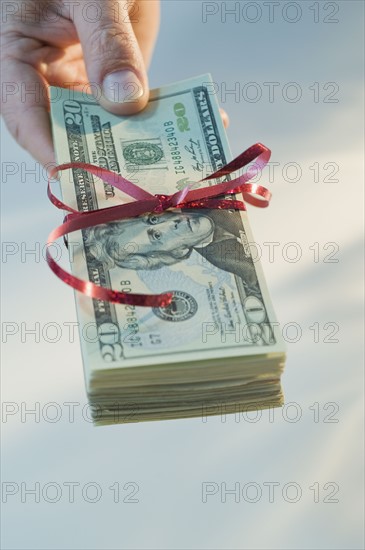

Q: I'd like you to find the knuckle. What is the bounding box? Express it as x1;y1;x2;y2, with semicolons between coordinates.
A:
2;103;40;150
0;30;23;59
2;109;22;146
86;23;138;71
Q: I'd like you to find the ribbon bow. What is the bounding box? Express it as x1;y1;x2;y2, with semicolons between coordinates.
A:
47;143;271;307
153;187;191;213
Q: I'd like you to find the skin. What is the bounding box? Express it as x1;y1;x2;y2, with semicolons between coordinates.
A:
1;0;229;169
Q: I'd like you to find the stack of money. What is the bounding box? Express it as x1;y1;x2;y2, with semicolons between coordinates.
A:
50;75;286;425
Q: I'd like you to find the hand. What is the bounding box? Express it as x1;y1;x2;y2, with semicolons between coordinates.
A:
1;0;229;169
1;0;160;167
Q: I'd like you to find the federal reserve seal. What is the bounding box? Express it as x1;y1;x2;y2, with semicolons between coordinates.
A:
152;291;198;322
123;142;164;165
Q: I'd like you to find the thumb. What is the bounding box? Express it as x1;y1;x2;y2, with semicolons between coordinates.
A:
74;0;148;115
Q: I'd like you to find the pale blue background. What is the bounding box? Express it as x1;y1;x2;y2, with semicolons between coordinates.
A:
1;1;364;549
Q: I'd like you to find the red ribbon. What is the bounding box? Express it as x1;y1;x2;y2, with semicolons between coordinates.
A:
47;142;271;307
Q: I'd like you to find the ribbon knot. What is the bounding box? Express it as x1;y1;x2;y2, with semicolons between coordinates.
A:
47;143;272;307
153;184;192;213
153;194;172;213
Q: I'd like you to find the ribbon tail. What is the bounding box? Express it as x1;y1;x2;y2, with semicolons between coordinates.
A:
202;143;271;180
46;221;172;307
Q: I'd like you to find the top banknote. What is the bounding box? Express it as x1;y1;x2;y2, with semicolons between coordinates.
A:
50;75;285;374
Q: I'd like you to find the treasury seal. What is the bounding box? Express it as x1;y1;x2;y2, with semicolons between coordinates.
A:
152;291;198;322
123;142;164;165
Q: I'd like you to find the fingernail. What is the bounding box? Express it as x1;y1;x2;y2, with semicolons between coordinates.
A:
102;70;144;103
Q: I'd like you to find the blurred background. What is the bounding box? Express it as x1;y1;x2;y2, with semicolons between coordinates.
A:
1;1;364;549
